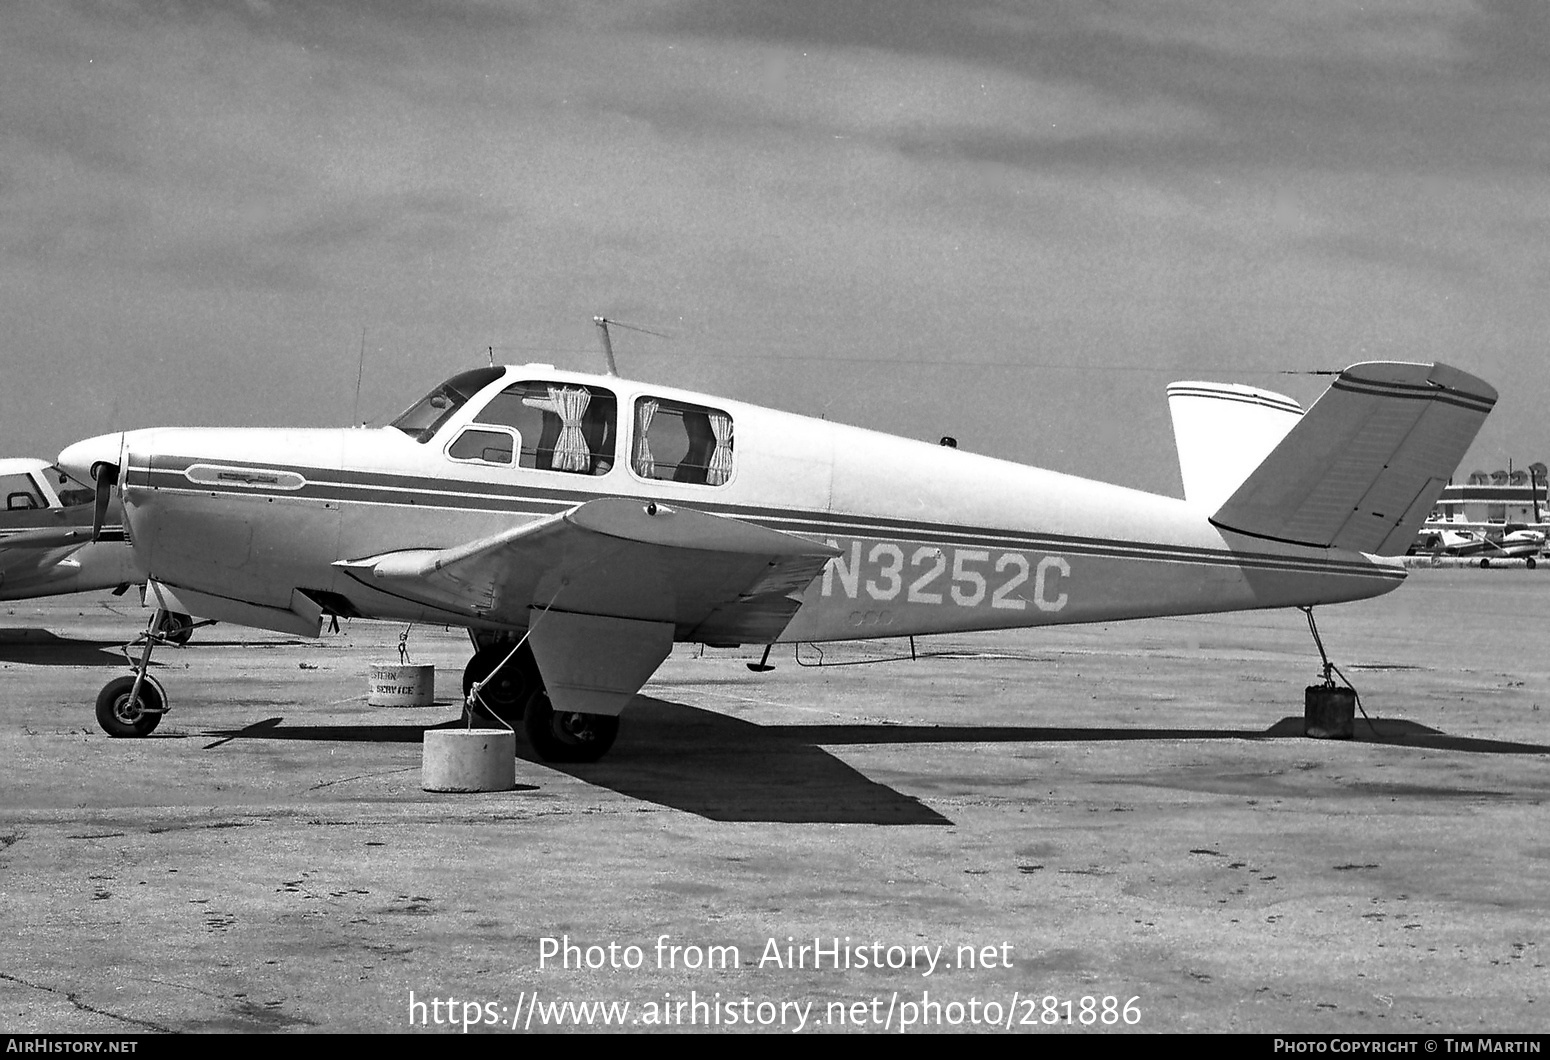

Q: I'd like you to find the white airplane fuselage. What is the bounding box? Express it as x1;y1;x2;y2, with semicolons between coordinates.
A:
75;366;1403;642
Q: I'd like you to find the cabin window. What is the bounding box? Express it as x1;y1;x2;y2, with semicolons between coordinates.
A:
471;381;617;476
390;367;505;443
632;398;734;485
1;473;45;511
447;427;516;466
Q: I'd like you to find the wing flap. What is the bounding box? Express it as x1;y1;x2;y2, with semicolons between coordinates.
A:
1210;362;1496;554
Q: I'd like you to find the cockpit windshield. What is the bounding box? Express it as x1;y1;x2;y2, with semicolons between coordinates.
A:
390;367;505;443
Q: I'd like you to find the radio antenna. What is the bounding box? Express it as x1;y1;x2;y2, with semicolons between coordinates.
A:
593;316;669;376
593;317;619;376
352;327;367;427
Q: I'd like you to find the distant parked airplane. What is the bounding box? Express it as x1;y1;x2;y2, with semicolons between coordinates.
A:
0;457;195;638
1410;523;1546;568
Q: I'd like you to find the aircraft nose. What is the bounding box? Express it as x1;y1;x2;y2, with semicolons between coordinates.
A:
57;432;125;482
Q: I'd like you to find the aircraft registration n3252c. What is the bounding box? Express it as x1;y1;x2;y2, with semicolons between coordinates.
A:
57;359;1495;761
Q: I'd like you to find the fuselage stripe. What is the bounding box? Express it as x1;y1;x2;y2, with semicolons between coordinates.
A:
129;456;1403;582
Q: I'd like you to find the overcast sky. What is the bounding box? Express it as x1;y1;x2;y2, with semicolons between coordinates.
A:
3;1;1546;494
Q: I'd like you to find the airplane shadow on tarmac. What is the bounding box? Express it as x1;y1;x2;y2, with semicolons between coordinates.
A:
771;716;1550;757
198;699;953;826
1260;716;1550;756
0;628;129;667
195;699;1548;825
0;628;310;666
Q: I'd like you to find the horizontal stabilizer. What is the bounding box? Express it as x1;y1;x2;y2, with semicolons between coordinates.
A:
1167;381;1303;511
1210;362;1496;555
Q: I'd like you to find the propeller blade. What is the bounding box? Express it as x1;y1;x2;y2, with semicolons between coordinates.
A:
91;463;118;543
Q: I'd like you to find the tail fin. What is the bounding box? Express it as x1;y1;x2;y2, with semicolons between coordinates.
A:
1168;381;1304;511
1208;362;1497;555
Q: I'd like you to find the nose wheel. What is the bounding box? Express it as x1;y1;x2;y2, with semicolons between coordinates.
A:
94;607;172;737
95;674;166;737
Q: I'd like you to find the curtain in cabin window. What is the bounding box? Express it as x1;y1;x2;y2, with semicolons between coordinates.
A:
549;386;592;472
634;398;660;479
706;411;734;485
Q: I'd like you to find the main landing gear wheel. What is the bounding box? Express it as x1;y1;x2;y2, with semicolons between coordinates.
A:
462;644;534;725
95;675;166;737
1527;557;1538;570
155;610;195;646
522;687;619;764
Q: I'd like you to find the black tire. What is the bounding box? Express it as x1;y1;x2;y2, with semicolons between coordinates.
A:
462;644;533;724
1527;557;1537;570
95;675;164;737
1480;557;1491;568
522;687;619;763
156;611;195;646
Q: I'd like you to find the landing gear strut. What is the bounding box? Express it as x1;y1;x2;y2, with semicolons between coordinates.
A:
94;608;171;737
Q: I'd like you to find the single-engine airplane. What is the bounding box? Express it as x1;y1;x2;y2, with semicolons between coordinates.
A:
57;356;1495;760
0;457;196;640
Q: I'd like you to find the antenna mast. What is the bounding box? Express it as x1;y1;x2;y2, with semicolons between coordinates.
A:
352;327;367;427
590;316;668;376
593;316;619;376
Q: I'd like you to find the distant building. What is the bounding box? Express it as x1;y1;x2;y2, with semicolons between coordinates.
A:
1430;463;1548;525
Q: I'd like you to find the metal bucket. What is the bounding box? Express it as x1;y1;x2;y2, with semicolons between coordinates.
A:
368;663;435;708
1304;684;1355;739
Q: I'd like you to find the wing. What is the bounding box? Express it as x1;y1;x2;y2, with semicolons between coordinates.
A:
1209;362;1497;555
337;497;838;640
335;498;839;715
